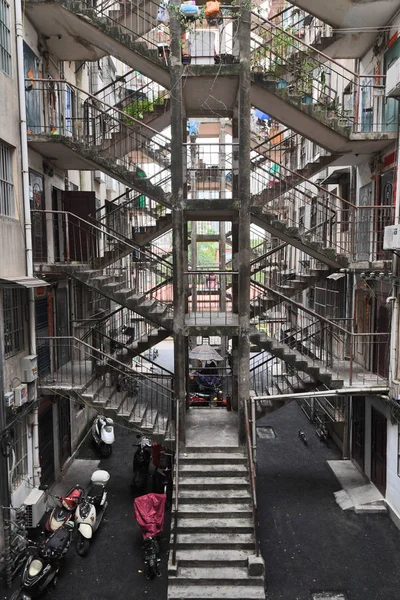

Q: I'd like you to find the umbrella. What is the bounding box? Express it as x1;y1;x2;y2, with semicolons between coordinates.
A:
254;109;271;121
189;345;224;362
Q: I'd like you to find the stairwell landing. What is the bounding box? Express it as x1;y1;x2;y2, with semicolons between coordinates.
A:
168;409;265;600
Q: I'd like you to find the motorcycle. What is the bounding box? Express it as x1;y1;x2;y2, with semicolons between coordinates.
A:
74;470;110;556
152;450;173;509
45;485;84;534
92;415;115;457
132;435;152;489
134;493;166;580
11;520;75;600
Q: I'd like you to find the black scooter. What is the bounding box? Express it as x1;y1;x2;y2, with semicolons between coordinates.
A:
132;435;152;489
10;520;75;600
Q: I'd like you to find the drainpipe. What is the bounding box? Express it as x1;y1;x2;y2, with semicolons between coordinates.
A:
15;0;41;487
389;103;400;388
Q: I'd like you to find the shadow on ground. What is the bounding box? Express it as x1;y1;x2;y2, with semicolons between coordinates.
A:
257;402;400;600
4;426;170;600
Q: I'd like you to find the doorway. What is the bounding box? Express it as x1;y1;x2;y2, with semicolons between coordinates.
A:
371;407;387;495
58;396;71;468
351;397;365;470
39;399;55;486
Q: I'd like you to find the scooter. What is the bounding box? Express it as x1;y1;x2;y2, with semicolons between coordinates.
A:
45;485;84;534
10;520;75;600
132;435;152;489
92;415;115;457
74;470;110;556
152;451;173;509
134;493;166;580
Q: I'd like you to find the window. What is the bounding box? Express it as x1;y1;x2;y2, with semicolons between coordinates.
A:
0;141;14;216
4;288;25;358
0;0;11;75
10;418;28;489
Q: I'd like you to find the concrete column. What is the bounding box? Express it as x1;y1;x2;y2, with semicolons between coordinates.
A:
170;1;187;444
237;2;251;443
231;117;239;411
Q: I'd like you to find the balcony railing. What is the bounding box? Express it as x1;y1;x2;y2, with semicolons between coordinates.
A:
250;12;387;134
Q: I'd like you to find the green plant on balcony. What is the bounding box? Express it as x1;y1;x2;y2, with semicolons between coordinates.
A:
123;95;165;124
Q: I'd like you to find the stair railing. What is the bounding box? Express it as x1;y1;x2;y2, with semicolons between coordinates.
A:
171;393;180;567
251;161;353;259
96;70;170;127
37;336;174;434
26;79;171;198
244;397;259;557
250;12;387;134
70;0;164;55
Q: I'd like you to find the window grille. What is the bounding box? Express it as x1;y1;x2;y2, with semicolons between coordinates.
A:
0;141;14;216
10;417;28;489
4;288;25;358
0;0;11;75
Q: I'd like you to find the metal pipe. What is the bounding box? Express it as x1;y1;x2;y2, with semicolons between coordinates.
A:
254;386;390;402
16;0;41;488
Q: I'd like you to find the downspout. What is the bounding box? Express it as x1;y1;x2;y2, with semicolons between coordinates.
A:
390;102;400;387
15;0;41;486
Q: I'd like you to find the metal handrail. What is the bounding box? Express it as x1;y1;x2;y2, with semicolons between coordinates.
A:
250;11;386;81
26;78;171;144
32;209;174;272
244;397;259;557
250;279;351;336
171;397;179;566
37;336;174;394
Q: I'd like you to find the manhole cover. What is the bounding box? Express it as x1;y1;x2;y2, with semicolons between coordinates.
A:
257;426;276;439
311;594;347;600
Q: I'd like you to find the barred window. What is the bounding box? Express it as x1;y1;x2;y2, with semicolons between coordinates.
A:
4;288;25;358
0;141;14;216
0;0;11;75
10;418;28;489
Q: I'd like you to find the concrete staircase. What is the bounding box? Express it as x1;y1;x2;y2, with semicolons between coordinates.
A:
249;329;344;389
250;264;331;317
253;153;336;203
250;207;349;269
168;446;265;600
27;133;171;206
64;267;173;329
80;378;175;445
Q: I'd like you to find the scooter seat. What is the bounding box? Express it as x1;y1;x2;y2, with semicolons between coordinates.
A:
87;483;105;506
42;527;70;556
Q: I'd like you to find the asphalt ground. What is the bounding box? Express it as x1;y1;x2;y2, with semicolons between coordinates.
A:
5;425;170;600
257;401;400;600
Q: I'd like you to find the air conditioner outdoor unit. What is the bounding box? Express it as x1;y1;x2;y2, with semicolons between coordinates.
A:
385;60;400;98
5;391;14;407
24;488;47;528
13;384;28;407
94;170;105;183
383;225;400;250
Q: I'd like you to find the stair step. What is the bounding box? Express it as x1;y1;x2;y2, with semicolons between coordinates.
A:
177;503;253;518
129;401;148;424
179;464;248;476
180;452;247;464
179;477;249;489
173;549;253;568
172;567;263;585
168;584;265;599
176;533;255;550
184;447;243;454
175;518;254;534
176;489;251;503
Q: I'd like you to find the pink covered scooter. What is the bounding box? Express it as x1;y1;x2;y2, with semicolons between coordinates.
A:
134;493;166;579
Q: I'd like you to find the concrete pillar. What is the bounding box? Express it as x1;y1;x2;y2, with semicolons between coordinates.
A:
231;117;239;411
170;1;187;444
237;2;251;443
